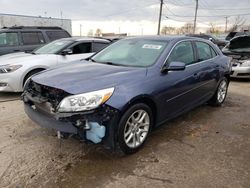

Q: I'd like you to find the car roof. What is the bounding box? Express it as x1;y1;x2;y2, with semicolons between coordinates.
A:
55;37;111;43
122;35;194;42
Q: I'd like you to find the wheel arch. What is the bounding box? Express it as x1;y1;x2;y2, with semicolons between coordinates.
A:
22;67;47;87
120;95;157;127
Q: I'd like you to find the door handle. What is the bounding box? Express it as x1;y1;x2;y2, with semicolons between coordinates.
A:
14;50;20;52
193;73;199;79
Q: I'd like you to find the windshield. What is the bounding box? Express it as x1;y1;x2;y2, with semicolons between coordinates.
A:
91;39;168;67
34;40;73;54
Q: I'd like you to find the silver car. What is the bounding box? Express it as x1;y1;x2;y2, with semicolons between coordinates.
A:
0;37;110;92
222;35;250;78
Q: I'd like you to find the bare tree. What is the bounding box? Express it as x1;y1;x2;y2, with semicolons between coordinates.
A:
95;28;102;37
161;26;176;35
229;16;246;32
177;23;194;34
207;22;223;34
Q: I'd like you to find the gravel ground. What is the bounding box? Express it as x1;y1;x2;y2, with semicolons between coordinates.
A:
0;80;249;188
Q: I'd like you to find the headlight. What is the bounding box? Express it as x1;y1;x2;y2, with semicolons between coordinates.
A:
0;64;22;73
239;60;250;67
58;88;114;112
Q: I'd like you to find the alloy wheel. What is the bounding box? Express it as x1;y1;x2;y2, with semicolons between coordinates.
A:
217;80;227;103
123;110;150;148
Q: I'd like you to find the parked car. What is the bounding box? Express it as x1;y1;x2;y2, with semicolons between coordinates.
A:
186;34;228;49
225;30;250;41
0;26;71;56
222;35;250;78
22;36;231;154
0;37;110;92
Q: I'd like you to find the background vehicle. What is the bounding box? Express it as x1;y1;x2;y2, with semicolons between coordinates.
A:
186;34;228;49
22;36;231;154
222;35;250;78
0;26;71;55
225;30;250;41
0;37;110;92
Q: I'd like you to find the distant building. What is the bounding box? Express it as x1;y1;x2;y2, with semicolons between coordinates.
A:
0;13;72;34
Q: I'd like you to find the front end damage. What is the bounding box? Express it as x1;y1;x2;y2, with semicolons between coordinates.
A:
222;35;250;78
22;80;120;150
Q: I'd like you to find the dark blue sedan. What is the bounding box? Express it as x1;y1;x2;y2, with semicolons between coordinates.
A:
22;36;231;154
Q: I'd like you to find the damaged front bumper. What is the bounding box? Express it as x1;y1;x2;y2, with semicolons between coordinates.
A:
22;91;120;150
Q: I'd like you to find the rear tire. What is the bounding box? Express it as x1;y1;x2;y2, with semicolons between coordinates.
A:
116;103;153;154
208;77;228;106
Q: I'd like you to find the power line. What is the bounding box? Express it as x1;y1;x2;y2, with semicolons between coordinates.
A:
165;0;250;10
165;13;250;18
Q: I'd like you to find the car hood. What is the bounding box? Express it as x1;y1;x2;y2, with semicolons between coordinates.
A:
31;60;147;94
223;35;250;55
0;52;55;66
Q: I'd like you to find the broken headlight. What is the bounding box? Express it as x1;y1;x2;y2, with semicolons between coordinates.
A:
57;88;114;112
0;64;22;73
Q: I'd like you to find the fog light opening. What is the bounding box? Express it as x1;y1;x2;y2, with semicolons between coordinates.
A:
0;83;8;87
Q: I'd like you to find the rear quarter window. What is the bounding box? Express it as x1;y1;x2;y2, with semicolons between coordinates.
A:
46;31;70;41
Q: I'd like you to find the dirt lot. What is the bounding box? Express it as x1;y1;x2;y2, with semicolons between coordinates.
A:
0;80;250;188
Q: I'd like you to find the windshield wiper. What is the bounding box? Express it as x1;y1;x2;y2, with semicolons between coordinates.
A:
89;58;96;62
98;61;123;66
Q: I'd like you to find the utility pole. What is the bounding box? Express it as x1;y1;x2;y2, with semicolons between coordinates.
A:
225;16;229;33
80;24;82;36
60;10;63;26
193;0;198;34
157;0;164;35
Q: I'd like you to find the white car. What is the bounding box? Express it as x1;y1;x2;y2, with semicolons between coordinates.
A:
222;35;250;78
0;37;110;92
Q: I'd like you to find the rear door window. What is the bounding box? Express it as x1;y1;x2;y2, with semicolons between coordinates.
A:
21;32;45;45
0;32;19;46
167;41;195;65
71;42;92;54
92;42;109;52
196;41;213;61
46;31;70;41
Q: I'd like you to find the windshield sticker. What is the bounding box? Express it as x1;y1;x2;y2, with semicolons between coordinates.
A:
142;44;162;50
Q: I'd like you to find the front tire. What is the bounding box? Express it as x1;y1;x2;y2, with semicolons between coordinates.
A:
208;77;228;106
117;103;153;154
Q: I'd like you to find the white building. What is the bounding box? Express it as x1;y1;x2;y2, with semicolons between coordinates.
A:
0;13;72;34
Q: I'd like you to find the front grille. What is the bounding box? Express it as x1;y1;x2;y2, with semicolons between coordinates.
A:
26;80;70;108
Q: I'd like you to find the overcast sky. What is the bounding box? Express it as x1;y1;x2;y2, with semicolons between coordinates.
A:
0;0;250;35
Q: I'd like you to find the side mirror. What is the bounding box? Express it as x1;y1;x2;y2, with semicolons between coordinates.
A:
161;61;186;73
209;37;214;42
61;49;73;56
